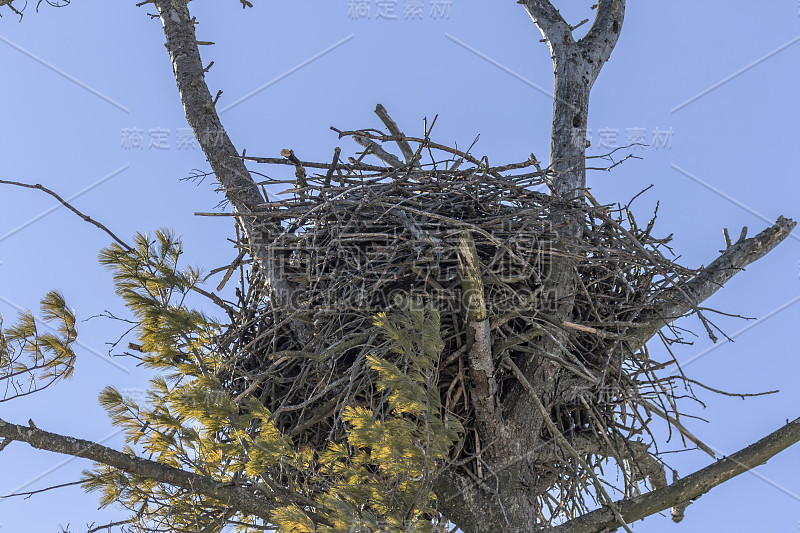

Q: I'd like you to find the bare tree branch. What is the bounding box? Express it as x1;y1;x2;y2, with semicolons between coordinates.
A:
550;416;800;533
0;179;232;310
0;479;85;499
351;134;404;168
519;0;573;51
86;519;135;533
0;417;285;521
0;180;132;251
150;0;307;339
634;216;797;345
579;0;626;83
374;104;415;164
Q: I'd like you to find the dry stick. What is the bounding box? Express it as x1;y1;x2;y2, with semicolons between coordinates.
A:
416;115;438;172
216;249;246;292
243;152;543;185
502;355;634;533
672;376;777;399
280;148;308;201
374;103;415;164
377;202;533;267
86;519;136;533
240;154;388;172
636;398;714;457
335;128;502;179
0;478;86;499
0;180;132;251
0;179;230;310
579;398;655;499
584;189;718;342
351;134;405;168
458;231;502;436
323;147;341;188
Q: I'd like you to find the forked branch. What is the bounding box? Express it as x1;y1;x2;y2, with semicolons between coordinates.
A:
579;0;626;83
521;0;626;199
519;0;573;51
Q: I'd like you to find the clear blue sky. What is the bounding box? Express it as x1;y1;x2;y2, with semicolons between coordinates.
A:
1;1;798;531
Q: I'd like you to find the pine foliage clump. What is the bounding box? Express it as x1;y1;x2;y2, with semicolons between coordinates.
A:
82;230;459;532
0;290;77;401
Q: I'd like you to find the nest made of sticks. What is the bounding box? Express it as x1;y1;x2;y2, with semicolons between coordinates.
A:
209;122;708;521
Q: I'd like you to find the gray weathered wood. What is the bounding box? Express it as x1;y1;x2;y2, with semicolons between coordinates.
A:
153;0;307;340
550;416;800;533
521;0;625;200
633;216;797;346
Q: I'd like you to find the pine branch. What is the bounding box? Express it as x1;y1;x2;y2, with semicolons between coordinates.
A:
0;417;332;526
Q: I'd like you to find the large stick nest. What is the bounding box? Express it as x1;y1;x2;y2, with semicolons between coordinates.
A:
211;122;706;521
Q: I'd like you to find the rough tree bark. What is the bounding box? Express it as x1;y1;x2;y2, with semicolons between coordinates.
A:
152;0;309;342
432;3;628;531
523;0;625;201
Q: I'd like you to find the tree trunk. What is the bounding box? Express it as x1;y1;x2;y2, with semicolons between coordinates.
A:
153;0;309;342
431;4;627;532
526;0;625;201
